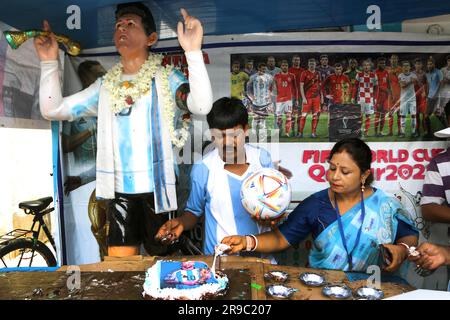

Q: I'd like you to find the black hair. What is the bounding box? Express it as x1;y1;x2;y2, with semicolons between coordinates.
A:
328;138;374;186
115;2;156;36
207;97;248;130
445;99;450;120
257;62;266;68
78;60;105;89
377;57;386;63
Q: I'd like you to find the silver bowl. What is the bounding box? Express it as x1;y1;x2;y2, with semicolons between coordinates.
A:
299;272;325;287
322;284;352;299
266;284;297;299
264;271;289;283
354;286;384;300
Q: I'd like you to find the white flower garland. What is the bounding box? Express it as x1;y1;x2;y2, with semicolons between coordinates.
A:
103;54;190;148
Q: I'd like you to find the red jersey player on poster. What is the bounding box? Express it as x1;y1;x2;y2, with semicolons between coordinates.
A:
387;54;402;135
374;57;391;137
413;58;428;136
322;63;352;105
274;60;297;137
289;55;305;136
299;58;323;138
352;60;378;137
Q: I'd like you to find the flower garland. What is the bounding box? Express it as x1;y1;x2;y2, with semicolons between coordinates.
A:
103;54;190;148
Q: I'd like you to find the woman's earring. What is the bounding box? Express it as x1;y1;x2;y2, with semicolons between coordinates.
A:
361;181;365;193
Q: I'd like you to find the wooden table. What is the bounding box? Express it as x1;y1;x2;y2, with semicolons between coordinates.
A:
1;255;413;300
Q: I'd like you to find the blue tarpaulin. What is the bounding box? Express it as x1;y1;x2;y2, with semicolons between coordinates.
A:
0;0;449;49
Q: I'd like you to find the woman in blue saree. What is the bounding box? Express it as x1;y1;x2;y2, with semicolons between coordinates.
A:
222;138;419;273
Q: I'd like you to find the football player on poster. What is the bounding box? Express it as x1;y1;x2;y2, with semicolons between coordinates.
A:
352;59;378;138
247;62;274;142
374;57;391;137
387;54;402;136
344;58;361;88
299;58;323;138
273;60;297;137
413;58;428;136
289;55;305;136
398;61;419;138
230;60;249;101
425;57;446;136
244;59;256;76
322;63;352;106
317;54;335;113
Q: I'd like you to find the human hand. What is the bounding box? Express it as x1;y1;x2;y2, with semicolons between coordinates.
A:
302;98;308;105
409;242;448;270
252;212;286;228
177;8;203;52
154;218;185;245
221;235;246;254
33;20;59;61
382;244;408;272
64;176;82;196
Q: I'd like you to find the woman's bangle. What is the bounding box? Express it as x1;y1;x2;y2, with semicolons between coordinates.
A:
245;234;258;252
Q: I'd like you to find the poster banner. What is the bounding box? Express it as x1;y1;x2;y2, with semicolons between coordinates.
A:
58;32;450;289
0;22;49;129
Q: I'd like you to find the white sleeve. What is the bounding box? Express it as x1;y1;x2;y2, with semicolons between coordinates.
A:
185;51;213;115
40;60;100;121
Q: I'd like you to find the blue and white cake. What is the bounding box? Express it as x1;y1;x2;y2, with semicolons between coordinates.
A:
142;260;229;300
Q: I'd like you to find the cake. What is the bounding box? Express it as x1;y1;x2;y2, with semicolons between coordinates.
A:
142;260;229;300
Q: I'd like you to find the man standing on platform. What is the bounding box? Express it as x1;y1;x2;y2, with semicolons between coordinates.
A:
34;2;213;257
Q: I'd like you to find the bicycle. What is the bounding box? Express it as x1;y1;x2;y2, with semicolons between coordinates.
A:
0;196;57;268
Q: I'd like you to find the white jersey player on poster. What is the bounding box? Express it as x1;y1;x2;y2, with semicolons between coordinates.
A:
398;61;418;138
247;63;274;142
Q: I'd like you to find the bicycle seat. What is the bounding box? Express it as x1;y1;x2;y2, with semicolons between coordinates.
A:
19;197;53;213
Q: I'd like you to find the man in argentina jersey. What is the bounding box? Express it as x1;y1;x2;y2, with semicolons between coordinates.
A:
35;3;213;257
398;61;418;138
155;98;277;255
247;63;274;142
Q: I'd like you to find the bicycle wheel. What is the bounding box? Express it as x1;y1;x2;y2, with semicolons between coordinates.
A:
0;238;57;268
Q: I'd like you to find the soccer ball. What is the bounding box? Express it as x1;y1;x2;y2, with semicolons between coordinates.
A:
240;168;291;220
